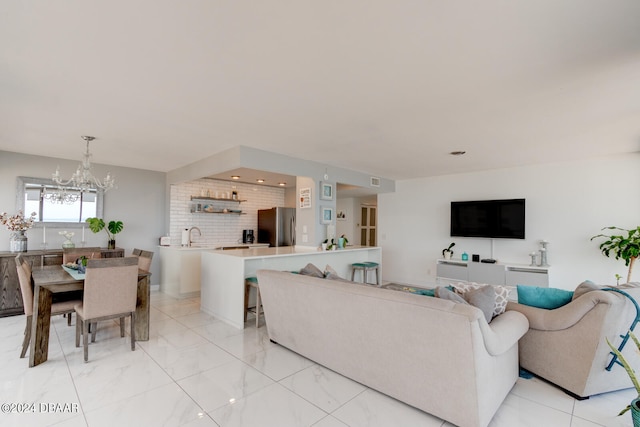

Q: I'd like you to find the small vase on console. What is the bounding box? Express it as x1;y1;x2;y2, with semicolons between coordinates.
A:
9;230;28;253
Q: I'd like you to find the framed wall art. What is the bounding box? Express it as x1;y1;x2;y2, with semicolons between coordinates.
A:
320;182;333;200
320;206;334;224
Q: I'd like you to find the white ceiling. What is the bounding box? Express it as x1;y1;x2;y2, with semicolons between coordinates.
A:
1;1;639;181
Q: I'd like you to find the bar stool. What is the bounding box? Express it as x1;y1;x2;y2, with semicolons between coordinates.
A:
244;276;263;328
351;262;380;285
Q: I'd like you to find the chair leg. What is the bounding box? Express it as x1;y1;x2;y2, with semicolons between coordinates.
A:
244;282;250;323
130;312;136;351
120;317;125;337
83;320;90;362
20;316;32;358
91;322;97;343
75;318;81;348
351;269;356;281
67;312;72;326
255;288;261;328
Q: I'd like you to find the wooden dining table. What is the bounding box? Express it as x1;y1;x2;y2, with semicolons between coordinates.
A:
29;265;151;367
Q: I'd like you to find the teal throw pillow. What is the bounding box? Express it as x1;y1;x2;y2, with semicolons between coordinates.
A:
517;285;574;309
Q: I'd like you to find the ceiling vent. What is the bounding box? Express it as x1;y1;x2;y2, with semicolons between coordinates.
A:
370;177;381;187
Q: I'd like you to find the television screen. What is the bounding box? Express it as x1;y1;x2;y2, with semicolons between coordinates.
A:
450;199;525;239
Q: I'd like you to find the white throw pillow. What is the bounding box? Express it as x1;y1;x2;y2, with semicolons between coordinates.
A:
451;282;511;318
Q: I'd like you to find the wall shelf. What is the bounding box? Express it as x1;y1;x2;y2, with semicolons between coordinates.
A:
190;196;246;214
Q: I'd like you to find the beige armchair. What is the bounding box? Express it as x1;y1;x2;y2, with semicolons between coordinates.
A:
507;284;640;398
16;254;80;358
74;257;139;362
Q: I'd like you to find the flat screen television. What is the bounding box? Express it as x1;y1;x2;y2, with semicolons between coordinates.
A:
450;198;525;239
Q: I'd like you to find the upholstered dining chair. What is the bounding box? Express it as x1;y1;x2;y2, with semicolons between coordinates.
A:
74;257;139;362
62;247;101;264
131;248;154;272
16;254;80;358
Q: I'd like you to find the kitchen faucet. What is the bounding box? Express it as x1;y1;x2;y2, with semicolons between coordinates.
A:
188;226;201;247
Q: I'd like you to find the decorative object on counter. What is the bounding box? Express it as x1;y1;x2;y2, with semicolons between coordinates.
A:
86;217;124;249
323;238;335;250
591;226;640;283
529;251;538;266
1;210;37;252
49;136;115;203
338;234;348;249
606;330;640;423
472;254;480;262
59;230;76;248
539;240;549;266
442;242;455;260
461;252;468;261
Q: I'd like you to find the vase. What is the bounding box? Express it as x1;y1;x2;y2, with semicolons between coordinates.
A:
108;239;116;249
632;398;640;427
338;238;345;249
9;230;28;252
62;238;75;249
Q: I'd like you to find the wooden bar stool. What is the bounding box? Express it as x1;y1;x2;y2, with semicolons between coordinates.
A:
351;262;380;285
244;276;263;328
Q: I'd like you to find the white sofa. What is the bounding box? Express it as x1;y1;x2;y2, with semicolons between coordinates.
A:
256;270;529;427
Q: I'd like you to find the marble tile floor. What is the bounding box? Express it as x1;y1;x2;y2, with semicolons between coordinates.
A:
0;291;636;427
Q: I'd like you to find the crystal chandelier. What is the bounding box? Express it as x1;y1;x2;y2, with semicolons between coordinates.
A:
51;135;115;195
42;186;81;204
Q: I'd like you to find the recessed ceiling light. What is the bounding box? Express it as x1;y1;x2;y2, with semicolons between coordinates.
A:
450;151;466;156
231;175;240;180
278;182;286;186
256;179;265;183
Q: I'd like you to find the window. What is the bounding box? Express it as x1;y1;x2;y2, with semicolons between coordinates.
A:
17;177;104;225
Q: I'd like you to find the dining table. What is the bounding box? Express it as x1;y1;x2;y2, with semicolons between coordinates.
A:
29;264;151;367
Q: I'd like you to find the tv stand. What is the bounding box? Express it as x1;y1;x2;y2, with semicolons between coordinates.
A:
436;259;549;288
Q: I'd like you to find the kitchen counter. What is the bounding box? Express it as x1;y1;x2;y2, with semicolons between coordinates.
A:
200;245;382;329
159;243;270;298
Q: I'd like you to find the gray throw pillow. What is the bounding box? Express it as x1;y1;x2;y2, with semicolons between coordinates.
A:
299;263;324;278
463;285;496;323
435;286;467;304
324;264;342;280
572;280;602;301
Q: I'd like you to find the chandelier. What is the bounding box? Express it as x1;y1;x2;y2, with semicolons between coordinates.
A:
49;136;115;200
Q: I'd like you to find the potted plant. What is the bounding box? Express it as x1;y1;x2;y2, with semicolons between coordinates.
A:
591;226;640;283
606;331;640;425
442;242;455;260
339;234;348;249
86;218;124;249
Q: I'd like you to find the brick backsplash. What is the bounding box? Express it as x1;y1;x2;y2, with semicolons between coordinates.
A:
168;179;285;246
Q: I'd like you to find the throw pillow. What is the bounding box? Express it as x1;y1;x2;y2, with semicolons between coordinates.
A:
435;286;467;303
572;280;601;301
324;264;342;280
517;285;574;309
451;282;512;317
463;285;496;323
299;263;324;278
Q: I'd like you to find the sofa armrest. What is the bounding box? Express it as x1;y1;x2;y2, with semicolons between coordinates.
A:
506;290;622;331
478;311;529;356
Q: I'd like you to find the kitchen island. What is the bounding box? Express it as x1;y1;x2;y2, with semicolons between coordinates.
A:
201;245;382;329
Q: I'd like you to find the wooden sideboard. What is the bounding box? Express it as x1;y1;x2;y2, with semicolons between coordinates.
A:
0;248;125;317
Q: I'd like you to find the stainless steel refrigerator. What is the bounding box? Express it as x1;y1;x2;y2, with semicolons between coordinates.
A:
258;207;296;247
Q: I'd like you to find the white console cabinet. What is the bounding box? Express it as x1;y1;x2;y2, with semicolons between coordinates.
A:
436;260;549;288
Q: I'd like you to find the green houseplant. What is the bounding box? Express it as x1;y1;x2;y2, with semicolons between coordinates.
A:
606;331;640;424
591;226;640;283
86;218;123;249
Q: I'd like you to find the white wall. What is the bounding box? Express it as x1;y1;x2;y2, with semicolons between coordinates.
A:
378;153;640;289
0;151;166;286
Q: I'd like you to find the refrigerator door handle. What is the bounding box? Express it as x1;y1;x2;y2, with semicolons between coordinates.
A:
291;216;296;245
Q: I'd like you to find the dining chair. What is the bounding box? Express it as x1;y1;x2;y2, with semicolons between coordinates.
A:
62;247;102;264
74;257;139;362
131;248;154;272
16;254;80;358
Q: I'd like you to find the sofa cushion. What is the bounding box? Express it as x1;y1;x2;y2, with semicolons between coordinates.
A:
452;282;511;317
517;285;574;309
572;280;602;301
436;286;495;323
299;263;324;278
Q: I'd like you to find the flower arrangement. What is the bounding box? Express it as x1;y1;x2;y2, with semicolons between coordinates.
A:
59;230;75;241
0;210;37;232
